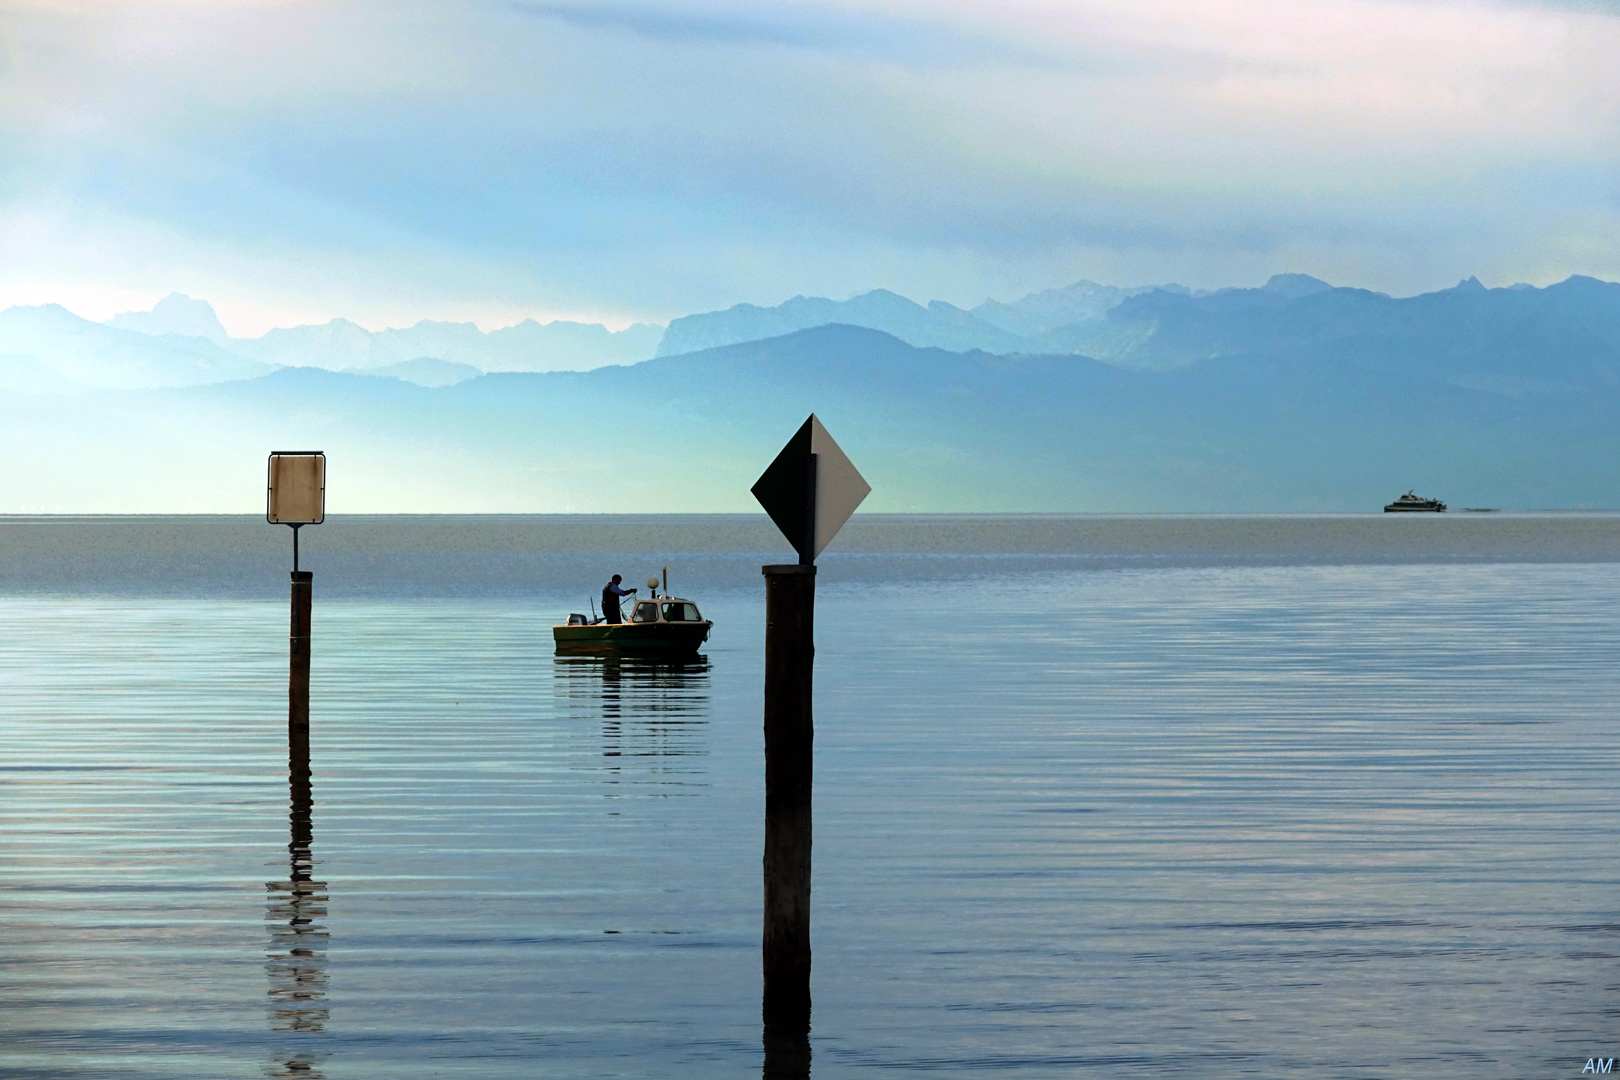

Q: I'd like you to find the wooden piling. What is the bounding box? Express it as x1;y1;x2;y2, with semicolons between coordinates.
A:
762;562;815;1020
290;571;312;736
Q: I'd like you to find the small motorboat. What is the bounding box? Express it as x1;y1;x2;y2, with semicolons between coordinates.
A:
1384;490;1446;512
553;571;712;656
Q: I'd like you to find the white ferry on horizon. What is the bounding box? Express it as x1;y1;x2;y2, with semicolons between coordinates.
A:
1384;491;1447;513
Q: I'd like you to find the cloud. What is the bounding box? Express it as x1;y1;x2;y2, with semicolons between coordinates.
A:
504;0;1069;70
507;0;896;54
1;0;1616;329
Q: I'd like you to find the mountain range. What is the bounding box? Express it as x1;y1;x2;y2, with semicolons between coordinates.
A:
0;273;1615;511
0;275;1199;390
656;279;1185;357
0;293;664;391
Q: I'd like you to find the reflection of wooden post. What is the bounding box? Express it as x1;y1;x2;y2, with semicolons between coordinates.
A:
272;568;327;1052
762;1010;811;1079
271;656;328;1047
762;563;815;1020
290;571;312;735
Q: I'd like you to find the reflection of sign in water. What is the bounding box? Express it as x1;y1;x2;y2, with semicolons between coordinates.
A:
266;728;328;1077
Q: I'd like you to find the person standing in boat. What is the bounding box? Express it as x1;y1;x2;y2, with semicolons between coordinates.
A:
601;574;635;624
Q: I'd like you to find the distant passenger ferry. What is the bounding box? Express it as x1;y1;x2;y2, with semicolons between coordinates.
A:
1384;491;1446;512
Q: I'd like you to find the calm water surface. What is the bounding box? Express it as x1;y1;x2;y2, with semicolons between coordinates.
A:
3;516;1619;1077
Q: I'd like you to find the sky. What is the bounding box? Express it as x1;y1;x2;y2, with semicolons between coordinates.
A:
2;0;1617;335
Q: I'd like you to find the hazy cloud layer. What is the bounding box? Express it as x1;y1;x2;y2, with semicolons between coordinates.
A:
1;0;1616;332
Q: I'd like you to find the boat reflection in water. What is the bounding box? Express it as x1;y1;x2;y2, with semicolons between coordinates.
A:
266;723;329;1078
555;655;713;791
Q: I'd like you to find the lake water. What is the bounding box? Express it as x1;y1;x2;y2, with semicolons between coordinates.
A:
3;515;1619;1078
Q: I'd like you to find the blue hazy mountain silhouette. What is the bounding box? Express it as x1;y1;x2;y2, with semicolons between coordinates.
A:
658;288;1032;356
0;274;1615;509
655;276;1348;359
972;279;1186;337
346;357;484;387
0;303;272;390
107;293;233;345
1;273;1615;511
236;316;662;372
3;296;663;386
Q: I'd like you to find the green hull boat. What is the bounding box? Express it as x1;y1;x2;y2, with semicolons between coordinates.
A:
553;592;712;655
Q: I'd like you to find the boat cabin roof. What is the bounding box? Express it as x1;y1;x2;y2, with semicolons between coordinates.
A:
629;596;705;621
561;596;708;627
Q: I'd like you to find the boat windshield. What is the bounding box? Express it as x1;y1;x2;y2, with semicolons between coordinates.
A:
631;601;659;623
662;602;702;622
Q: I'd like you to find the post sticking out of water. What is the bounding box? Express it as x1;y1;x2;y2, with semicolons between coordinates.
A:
751;416;870;1032
290;571;312;735
761;561;815;1017
265;452;329;1062
268;450;326;754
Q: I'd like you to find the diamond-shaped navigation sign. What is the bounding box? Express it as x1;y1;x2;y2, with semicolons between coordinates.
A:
751;414;870;564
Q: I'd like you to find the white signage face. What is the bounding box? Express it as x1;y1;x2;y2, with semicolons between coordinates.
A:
267;453;326;524
805;416;870;561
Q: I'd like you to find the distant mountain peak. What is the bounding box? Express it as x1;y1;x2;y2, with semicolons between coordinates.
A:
1261;273;1334;299
657;288;1023;357
235;312;659;372
1450;276;1488;293
2;300;269;389
107;292;230;344
971;279;1185;338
